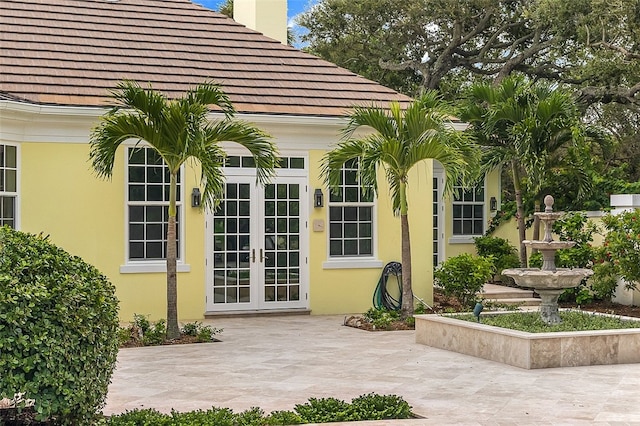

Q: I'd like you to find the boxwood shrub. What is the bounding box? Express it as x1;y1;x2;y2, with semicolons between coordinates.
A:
0;227;120;424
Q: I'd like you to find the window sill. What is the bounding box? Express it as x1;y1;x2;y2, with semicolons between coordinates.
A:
322;259;384;269
448;236;479;244
119;262;191;274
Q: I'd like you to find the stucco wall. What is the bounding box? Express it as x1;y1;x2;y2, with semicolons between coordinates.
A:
20;142;207;322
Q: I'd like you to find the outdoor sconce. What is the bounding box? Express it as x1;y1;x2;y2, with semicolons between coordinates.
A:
191;187;201;208
490;196;497;212
314;188;324;208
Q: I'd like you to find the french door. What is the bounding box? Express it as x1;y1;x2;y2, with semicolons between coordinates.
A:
205;175;308;311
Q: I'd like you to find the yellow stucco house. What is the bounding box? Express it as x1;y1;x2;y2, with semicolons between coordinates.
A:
0;0;500;321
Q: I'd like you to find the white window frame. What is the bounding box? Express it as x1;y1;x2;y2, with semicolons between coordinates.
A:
120;145;189;274
0;143;19;229
449;177;486;244
322;160;382;269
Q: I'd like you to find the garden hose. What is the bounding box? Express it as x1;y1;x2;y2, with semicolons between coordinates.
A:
373;261;402;311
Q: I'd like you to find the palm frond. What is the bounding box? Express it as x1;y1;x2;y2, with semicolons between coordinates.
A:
203;120;278;185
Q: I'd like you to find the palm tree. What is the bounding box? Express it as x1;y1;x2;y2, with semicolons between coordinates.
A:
459;76;595;266
90;80;278;338
321;92;480;318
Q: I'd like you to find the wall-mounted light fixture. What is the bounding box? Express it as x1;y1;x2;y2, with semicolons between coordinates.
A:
490;196;497;212
191;188;202;207
314;188;324;208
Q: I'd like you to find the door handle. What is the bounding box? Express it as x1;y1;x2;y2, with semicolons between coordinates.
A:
260;249;268;262
251;249;256;263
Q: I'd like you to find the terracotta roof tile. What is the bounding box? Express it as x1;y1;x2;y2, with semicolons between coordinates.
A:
0;0;410;117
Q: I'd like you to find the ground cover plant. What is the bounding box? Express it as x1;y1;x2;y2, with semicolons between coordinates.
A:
0;227;119;425
452;311;640;333
105;393;412;425
118;315;222;347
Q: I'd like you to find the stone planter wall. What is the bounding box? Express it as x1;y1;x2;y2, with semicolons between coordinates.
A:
415;313;640;369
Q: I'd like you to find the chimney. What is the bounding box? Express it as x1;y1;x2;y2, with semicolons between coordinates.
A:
234;0;288;45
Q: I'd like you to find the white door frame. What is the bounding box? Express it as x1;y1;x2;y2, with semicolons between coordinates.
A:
205;157;309;312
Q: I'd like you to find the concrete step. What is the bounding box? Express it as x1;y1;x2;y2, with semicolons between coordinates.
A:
479;284;541;308
480;284;536;300
479;290;536;300
483;297;541;307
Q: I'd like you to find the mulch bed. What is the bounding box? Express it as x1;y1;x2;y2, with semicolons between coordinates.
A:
345;290;640;331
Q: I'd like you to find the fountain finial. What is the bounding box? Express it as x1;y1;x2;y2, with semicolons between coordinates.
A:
544;195;554;212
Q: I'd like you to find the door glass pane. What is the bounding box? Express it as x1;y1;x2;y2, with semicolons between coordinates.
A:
211;182;251;305
263;183;302;304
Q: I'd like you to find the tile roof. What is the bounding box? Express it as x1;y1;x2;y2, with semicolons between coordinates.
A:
0;0;411;117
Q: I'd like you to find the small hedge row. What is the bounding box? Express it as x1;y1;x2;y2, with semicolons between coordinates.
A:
106;393;413;425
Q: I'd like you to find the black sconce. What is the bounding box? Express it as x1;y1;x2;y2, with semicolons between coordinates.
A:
191;188;202;207
314;188;324;208
490;196;497;212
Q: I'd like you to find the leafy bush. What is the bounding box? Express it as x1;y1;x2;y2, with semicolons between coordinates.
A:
474;236;520;275
434;254;494;307
294;397;351;423
349;393;412;420
0;227;119;424
601;210;640;289
363;307;401;329
143;319;167;345
264;410;303;425
107;408;171;425
553;212;599;269
181;321;222;343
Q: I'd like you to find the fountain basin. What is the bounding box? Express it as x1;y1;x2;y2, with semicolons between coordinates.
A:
523;240;575;250
501;268;593;290
415;312;640;369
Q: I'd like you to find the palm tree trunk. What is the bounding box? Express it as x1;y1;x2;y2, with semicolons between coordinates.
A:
399;180;414;319
166;171;180;339
532;198;541;253
512;161;527;268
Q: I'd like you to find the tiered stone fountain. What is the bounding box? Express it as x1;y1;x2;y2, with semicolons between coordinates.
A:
502;195;593;324
415;194;640;369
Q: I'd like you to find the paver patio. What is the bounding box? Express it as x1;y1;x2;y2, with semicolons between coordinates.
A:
105;315;640;425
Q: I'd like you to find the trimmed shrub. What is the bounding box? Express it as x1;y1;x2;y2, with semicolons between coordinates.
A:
434;253;494;307
349;393;412;420
294;397;351;423
0;227;119;424
474;236;520;275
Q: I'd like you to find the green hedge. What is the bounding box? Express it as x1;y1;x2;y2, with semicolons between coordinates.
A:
0;227;120;424
106;393;412;425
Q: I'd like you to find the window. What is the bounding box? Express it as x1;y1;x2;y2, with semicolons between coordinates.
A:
328;160;374;257
225;155;305;169
0;144;17;228
127;147;181;260
452;181;484;236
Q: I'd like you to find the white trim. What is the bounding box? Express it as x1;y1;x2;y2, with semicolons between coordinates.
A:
322;259;384;269
0;143;20;229
205;172;309;311
451;176;487;238
324;160;378;261
433;168;445;265
122;145;186;266
448;236;476;244
585;210;605;218
119;261;191;274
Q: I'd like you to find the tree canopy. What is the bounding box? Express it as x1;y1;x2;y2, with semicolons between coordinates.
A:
298;0;640;108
